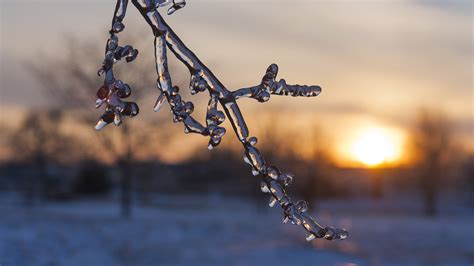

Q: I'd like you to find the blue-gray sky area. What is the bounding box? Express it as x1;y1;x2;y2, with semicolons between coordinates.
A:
0;0;472;159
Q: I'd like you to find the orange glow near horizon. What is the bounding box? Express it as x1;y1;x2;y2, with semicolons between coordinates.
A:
350;127;403;167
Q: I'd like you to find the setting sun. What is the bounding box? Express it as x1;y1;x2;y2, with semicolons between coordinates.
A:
351;128;400;167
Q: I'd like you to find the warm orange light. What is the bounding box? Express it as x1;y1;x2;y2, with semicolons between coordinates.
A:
351;128;400;167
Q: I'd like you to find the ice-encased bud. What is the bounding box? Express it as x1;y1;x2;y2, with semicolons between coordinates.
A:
112;22;125;33
117;84;131;98
266;166;280;180
184;101;194;114
190;74;207;93
295;200;308;213
170;86;179;96
257;91;271;102
283;204;303;225
278;172;294;187
119;45;133;59
248;136;258;146
126;49;139;62
336;229;349;240
97;85;110;99
324;227;336;240
207;109;225;125
212;127;226;139
167;0;186;15
122;102;139;117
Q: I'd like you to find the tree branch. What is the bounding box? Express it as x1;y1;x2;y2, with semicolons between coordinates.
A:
95;2;347;241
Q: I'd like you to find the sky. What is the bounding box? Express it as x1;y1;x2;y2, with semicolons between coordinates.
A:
0;0;472;165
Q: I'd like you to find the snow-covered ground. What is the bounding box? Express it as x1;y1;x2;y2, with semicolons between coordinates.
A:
0;195;473;266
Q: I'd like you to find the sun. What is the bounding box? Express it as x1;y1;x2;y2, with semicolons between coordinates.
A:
351;128;398;167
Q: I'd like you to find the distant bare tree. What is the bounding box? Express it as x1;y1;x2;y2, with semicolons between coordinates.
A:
462;155;474;205
411;109;453;216
10;109;80;204
28;34;176;217
258;121;333;210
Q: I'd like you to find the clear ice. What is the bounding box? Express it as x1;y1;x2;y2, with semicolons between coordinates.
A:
95;0;348;241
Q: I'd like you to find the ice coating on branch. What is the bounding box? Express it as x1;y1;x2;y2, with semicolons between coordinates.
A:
95;0;348;241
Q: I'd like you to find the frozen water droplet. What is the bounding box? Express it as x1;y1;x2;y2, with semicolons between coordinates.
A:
154;92;167;112
207;143;214;150
95;119;108;131
260;181;270;193
126;49;139;62
282;216;289;224
324;227;335;240
184;127;190;134
112;22;125;33
95;111;114;131
117;84;131;98
170;86;179;96
306;234;316;241
269;197;277;207
266;166;280;180
296;200;308;213
252;169;259;176
213;127;226;138
122;102;139;117
278;172;294;187
97;85;109;99
258;91;271;102
337;229;349;240
184;101;194;114
95;99;105;108
248;137;258;146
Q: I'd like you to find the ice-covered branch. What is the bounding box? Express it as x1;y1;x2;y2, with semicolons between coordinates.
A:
233;64;322;102
94;0;348;241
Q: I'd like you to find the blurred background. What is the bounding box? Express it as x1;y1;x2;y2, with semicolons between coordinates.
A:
0;0;473;265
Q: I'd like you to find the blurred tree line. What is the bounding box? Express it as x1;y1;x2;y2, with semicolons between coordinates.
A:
0;35;472;219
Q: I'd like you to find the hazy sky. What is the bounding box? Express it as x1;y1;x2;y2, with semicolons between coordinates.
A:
0;0;472;162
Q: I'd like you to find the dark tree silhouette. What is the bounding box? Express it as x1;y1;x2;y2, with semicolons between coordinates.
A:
411;109;453;216
27;35;175;217
10;109;79;204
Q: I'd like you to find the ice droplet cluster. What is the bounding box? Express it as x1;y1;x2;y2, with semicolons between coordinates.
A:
95;0;348;241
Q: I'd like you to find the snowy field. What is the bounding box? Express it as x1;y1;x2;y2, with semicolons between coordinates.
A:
0;195;473;266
